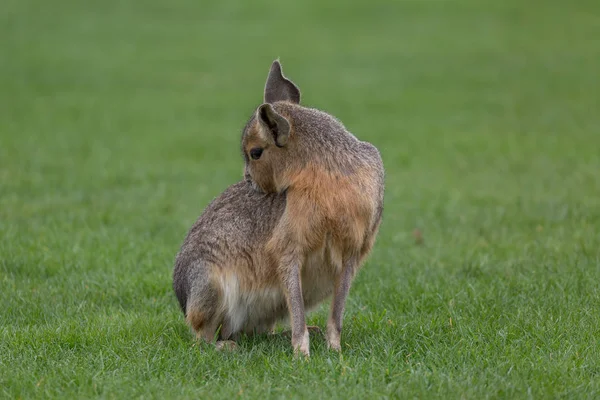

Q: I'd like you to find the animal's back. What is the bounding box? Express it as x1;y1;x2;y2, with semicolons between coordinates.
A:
173;181;286;316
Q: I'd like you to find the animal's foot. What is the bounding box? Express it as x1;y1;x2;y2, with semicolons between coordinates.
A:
326;337;341;352
326;325;342;352
293;329;310;358
215;340;237;351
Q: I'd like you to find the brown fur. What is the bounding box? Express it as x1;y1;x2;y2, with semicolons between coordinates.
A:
173;60;384;356
240;61;385;356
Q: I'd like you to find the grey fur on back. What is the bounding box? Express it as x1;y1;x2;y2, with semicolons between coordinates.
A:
173;181;286;315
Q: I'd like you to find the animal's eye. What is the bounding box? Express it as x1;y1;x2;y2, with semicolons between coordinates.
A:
250;147;263;160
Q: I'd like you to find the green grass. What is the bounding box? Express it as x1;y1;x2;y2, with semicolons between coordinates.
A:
2;0;600;398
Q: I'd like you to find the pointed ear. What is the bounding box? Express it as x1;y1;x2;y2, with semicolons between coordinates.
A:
264;60;301;104
257;103;291;147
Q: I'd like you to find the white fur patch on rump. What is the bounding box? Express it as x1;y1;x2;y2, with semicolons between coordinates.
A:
219;274;285;334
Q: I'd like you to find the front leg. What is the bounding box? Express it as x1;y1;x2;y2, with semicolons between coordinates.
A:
327;255;358;351
281;260;310;357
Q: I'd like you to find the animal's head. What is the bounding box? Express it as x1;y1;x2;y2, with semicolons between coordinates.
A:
241;60;302;193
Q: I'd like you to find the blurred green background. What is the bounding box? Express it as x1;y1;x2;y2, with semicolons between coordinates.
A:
2;0;600;398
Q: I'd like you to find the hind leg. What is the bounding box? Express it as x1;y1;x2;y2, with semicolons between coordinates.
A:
186;307;219;342
185;279;238;351
187;310;238;351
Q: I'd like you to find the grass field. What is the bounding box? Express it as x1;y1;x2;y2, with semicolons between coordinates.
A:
2;0;600;398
